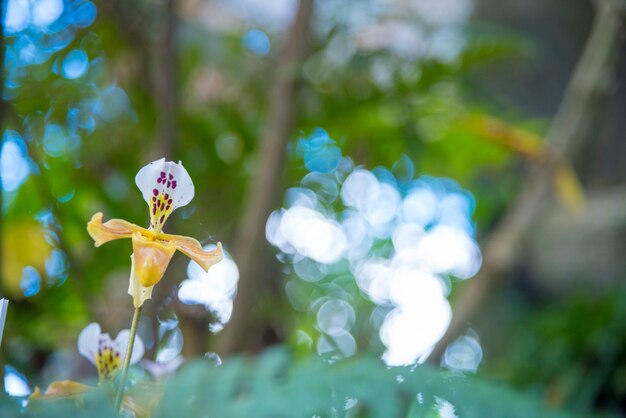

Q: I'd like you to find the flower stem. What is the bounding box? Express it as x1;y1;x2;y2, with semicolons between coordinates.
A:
114;306;142;414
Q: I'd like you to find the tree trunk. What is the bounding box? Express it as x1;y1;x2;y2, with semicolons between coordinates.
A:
215;0;315;356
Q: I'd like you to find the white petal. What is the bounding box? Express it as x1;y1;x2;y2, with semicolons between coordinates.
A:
135;158;194;210
114;329;145;365
135;158;165;205
135;159;195;231
77;322;101;366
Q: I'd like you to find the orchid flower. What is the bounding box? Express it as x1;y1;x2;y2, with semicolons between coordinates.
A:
31;322;144;400
87;158;223;308
30;323;153;417
78;322;145;382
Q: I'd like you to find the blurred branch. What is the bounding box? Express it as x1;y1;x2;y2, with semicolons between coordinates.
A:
99;1;152;93
430;0;626;363
215;0;315;355
140;0;181;358
154;0;178;159
104;0;178;158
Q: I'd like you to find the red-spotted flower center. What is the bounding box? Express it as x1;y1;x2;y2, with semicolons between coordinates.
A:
95;338;122;381
150;170;179;232
135;158;194;234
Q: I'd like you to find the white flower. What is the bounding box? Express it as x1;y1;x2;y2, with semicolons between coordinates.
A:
77;323;144;381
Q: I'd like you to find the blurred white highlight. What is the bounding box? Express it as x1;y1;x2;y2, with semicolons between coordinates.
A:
267;157;482;366
4;366;31;397
178;246;239;328
379;269;452;366
267;205;348;264
442;330;483;372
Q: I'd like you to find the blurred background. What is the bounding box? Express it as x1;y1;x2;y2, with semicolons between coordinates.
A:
1;0;626;415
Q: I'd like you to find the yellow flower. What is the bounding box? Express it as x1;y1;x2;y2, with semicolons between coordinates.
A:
87;159;223;307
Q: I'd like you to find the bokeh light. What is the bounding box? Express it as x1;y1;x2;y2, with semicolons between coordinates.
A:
0;131;31;193
297;129;342;174
178;246;240;332
61;49;89;79
268;129;482;365
4;0;97;88
242;29;271;56
441;330;483;373
4;365;31;397
20;266;41;297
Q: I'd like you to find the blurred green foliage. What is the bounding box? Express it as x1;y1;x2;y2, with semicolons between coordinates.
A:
2;1;623;417
2;348;571;418
497;288;626;415
2;0;528;353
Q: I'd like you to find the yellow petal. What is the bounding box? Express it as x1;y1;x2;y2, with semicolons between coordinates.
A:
128;254;154;308
30;380;92;399
157;232;224;271
87;212;148;247
128;254;155;308
131;233;176;288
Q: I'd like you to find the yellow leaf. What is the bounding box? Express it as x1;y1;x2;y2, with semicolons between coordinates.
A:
2;221;52;298
464;114;545;159
553;164;586;214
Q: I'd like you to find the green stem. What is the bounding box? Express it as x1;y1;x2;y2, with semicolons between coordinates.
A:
114;306;142;413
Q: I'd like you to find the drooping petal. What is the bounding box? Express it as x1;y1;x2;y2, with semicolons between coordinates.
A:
132;233;177;288
87;212;146;247
77;323;101;367
135;159;195;232
128;254;155;308
157;232;224;271
30;380;92;399
114;329;145;365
